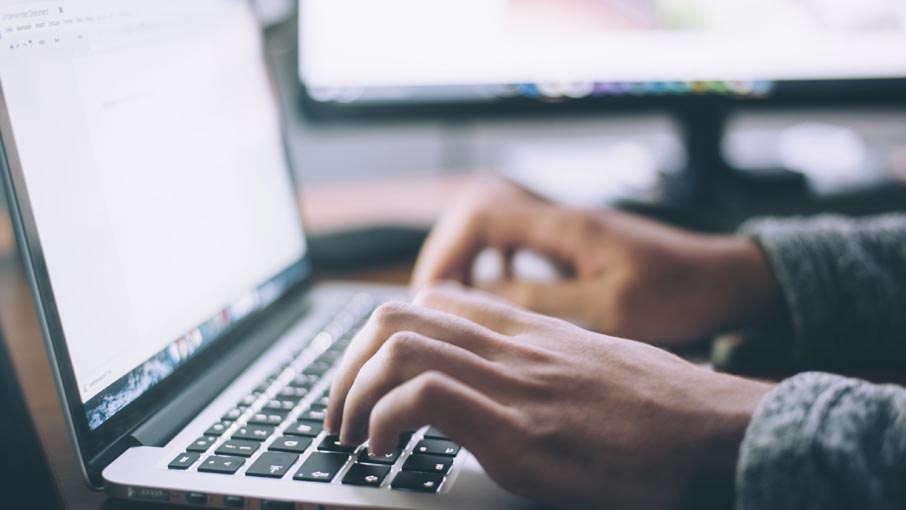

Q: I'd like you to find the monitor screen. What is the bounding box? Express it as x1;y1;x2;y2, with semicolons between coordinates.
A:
0;0;308;430
299;0;906;106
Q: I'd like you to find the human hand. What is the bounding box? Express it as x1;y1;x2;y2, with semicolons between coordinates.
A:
326;285;773;509
412;177;782;345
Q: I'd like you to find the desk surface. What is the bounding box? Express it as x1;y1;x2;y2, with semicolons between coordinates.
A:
0;175;468;510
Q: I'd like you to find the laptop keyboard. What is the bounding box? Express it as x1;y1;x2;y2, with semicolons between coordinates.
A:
167;294;461;495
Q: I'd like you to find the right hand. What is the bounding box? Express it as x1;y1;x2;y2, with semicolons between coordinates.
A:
326;285;773;509
412;177;783;345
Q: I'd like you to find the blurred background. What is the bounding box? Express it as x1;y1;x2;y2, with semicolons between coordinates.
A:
250;0;906;271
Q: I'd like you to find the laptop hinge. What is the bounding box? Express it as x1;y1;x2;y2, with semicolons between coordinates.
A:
130;291;311;447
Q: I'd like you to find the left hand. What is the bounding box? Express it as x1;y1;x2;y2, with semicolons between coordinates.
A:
410;176;781;345
326;284;773;510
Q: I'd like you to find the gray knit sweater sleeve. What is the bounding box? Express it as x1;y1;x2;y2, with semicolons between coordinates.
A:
734;214;906;510
741;214;906;369
736;372;906;510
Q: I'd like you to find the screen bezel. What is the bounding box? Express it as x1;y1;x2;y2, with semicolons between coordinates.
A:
298;77;906;121
0;4;312;487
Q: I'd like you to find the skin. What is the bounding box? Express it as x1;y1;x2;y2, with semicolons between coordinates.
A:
326;286;773;509
411;177;783;345
327;177;786;508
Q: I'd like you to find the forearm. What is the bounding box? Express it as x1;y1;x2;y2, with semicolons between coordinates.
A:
736;372;906;510
741;214;906;370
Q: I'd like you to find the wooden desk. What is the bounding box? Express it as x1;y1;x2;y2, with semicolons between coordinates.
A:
0;174;469;510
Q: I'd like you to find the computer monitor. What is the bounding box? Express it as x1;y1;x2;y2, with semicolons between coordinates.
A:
298;0;906;206
299;0;906;113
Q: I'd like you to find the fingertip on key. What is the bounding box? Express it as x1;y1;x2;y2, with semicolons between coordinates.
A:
367;437;393;458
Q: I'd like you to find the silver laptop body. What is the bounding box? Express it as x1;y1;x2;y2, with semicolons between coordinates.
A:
0;1;532;508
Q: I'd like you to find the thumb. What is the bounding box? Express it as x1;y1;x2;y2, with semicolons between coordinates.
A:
479;280;589;324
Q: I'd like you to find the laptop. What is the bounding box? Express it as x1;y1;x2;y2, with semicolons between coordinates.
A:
0;1;533;509
0;326;64;510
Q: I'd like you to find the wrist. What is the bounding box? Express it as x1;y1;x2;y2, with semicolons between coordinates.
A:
703;236;785;333
682;374;774;508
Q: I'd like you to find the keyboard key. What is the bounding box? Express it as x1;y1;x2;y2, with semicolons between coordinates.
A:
293;452;349;483
302;361;331;376
317;435;358;454
248;412;285;426
342;463;390;488
289;374;319;389
198;455;245;474
263;400;296;412
222;407;246;421
204;422;231;436
232;425;274;442
424;426;449;440
216;439;260;458
246;452;298;479
277;386;308;401
284;421;322;437
413;439;460;457
168;452;200;470
239;393;259;406
357;448;402;465
391;471;444;493
402;454;453;474
269;436;312;454
187;436;216;453
299;408;326;422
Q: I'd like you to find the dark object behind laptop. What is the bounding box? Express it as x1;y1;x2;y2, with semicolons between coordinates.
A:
0;328;64;510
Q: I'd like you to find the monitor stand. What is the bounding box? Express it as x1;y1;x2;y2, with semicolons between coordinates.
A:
619;104;906;232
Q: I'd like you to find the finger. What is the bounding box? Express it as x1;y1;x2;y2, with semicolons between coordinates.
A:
367;371;519;458
501;246;516;280
410;208;487;290
411;200;580;291
480;280;590;325
326;301;508;433
339;331;514;445
413;282;530;335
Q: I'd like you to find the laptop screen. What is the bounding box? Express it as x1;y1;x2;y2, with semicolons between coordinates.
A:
0;0;308;430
